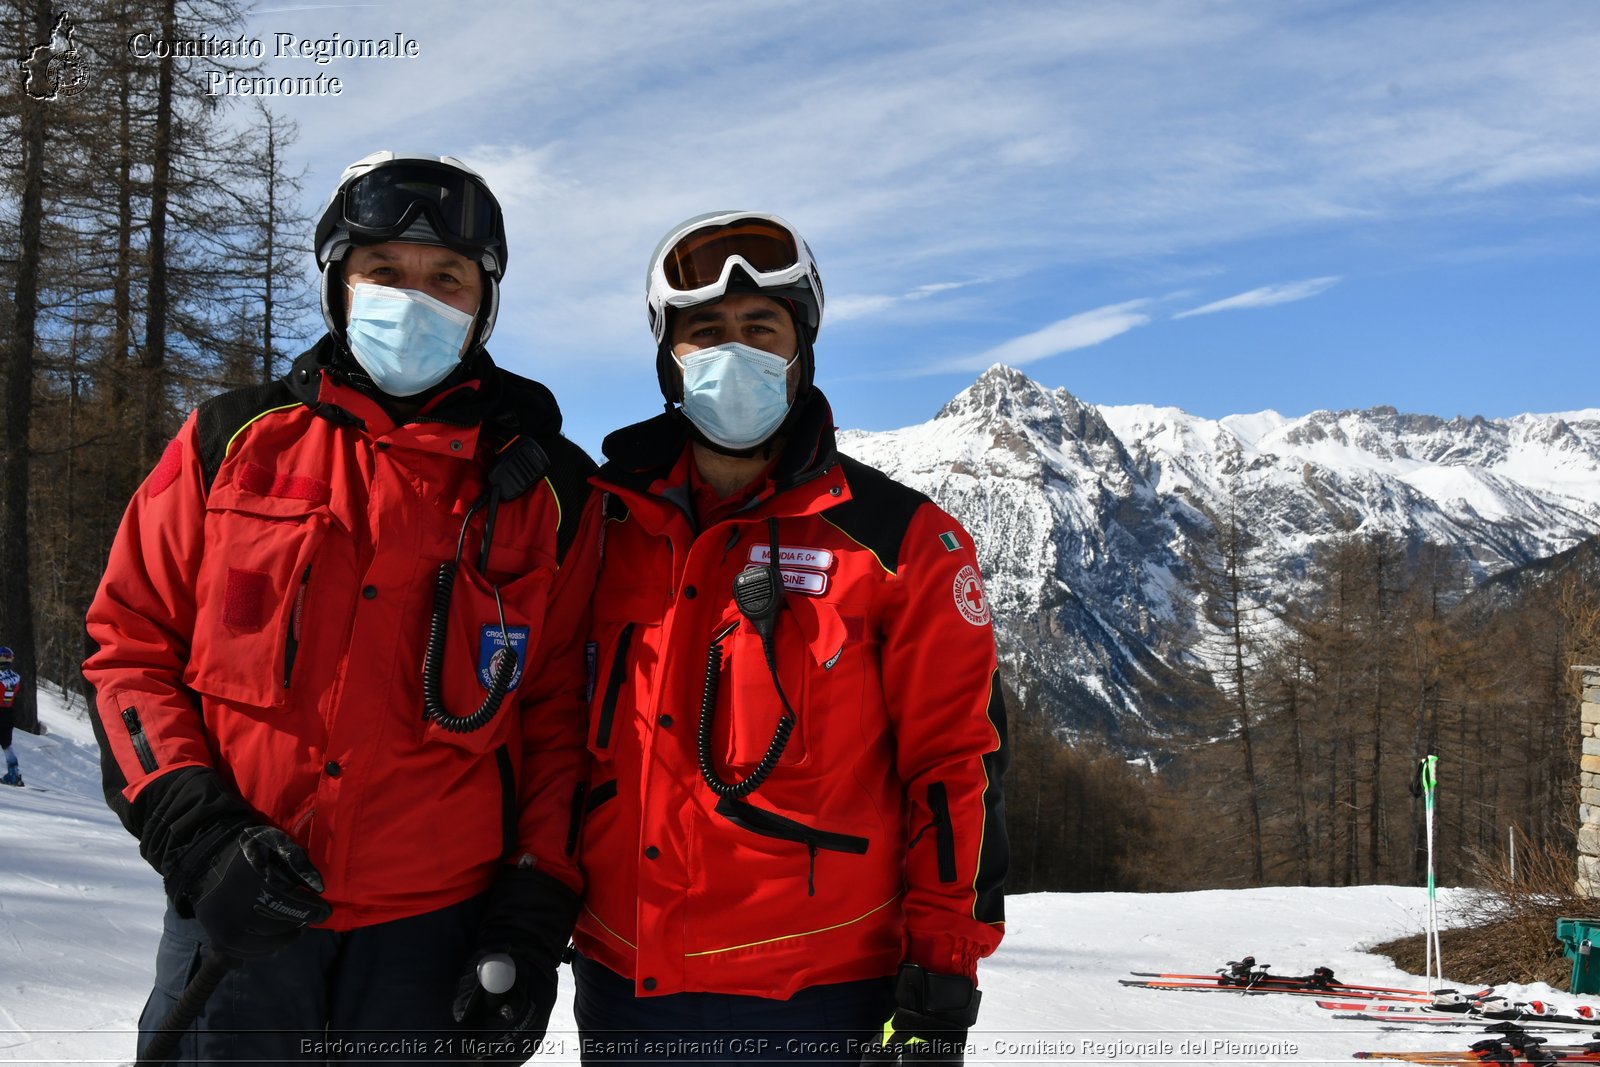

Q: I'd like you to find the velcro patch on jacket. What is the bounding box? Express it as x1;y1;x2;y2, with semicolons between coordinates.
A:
149;437;185;498
478;625;529;690
222;568;272;631
238;461;331;505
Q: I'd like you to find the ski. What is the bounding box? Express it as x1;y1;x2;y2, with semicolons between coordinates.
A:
1353;1032;1600;1064
1331;1013;1600;1034
1129;970;1455;998
1321;1000;1488;1014
1328;1004;1600;1032
1355;1052;1597;1065
1128;958;1484;1001
1332;998;1600;1022
1332;1013;1491;1030
1121;978;1438;1002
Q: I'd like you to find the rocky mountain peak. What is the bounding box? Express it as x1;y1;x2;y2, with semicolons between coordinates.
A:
845;367;1600;748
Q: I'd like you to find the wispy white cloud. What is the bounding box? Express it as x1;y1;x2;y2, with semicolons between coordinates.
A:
830;280;984;322
828;294;900;321
920;300;1153;376
1174;276;1342;319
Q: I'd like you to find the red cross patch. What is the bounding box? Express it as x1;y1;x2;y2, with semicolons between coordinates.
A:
953;565;991;627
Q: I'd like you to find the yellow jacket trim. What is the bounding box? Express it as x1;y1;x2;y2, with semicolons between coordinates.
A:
225;403;300;460
684;894;901;958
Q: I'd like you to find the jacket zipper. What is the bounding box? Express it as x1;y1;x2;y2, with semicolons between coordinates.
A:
121;707;159;774
564;780;587;858
594;623;635;751
713;795;870;897
283;565;310;688
926;782;958;883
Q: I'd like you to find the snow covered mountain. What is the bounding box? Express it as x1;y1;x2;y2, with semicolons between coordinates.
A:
838;366;1600;745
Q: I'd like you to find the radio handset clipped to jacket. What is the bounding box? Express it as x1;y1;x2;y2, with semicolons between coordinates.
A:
698;518;797;799
422;436;551;735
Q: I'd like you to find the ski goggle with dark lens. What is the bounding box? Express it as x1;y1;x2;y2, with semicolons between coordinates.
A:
655;216;809;302
335;161;500;249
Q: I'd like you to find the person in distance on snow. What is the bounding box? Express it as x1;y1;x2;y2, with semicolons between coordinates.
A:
0;646;23;786
571;212;1009;1065
83;152;600;1065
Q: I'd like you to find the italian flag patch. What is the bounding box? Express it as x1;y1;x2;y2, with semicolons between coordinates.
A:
938;531;961;552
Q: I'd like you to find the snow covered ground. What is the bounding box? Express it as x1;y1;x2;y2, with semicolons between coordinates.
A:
2;684;1588;1065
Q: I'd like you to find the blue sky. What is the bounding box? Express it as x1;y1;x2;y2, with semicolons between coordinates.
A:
222;0;1599;457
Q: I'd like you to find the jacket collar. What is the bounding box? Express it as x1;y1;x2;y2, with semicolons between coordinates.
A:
284;336;563;449
600;389;837;497
596;390;845;529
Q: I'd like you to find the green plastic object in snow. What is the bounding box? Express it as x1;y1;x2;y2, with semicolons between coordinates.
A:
1556;917;1600;995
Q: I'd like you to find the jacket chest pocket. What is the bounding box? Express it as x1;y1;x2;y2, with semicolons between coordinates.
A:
719;596;871;774
186;475;338;709
419;555;553;755
720;621;812;770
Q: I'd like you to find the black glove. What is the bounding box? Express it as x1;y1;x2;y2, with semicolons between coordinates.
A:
859;964;981;1066
452;865;580;1064
183;824;332;959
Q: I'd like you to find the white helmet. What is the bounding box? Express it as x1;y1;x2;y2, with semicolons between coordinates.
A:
645;211;823;401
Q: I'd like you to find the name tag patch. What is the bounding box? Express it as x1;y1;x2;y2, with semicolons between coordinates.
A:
748;543;833;596
478;624;530;690
779;568;828;595
749;544;836;571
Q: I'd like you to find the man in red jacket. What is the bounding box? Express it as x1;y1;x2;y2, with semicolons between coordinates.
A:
573;213;1008;1065
84;152;599;1065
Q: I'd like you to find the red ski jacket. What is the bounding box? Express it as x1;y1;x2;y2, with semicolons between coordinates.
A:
84;341;599;929
574;395;1008;999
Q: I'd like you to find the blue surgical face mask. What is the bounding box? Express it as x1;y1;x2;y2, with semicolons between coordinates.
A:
674;343;796;450
344;283;475;397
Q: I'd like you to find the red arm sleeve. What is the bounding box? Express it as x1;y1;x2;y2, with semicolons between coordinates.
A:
878;504;1009;981
84;414;220;801
510;484;603;894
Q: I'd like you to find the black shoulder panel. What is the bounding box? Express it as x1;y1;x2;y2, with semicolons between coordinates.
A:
824;454;929;575
540;433;598;567
195;379;300;490
483;366;596;568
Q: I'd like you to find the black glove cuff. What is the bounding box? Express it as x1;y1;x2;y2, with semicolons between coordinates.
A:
895;965;982;1029
133;767;258;911
478;865;581;971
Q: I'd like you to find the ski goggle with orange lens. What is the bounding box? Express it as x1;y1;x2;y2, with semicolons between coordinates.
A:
654;215;811;304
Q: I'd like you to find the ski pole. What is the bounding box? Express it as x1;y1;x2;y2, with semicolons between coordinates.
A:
135;948;237;1067
1417;754;1441;987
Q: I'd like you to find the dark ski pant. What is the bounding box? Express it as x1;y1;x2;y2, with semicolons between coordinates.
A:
573;953;895;1066
138;893;485;1065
